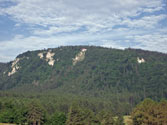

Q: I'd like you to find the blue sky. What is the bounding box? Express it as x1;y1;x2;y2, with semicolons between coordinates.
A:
0;0;167;62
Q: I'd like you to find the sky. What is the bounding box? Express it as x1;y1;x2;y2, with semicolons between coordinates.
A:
0;0;167;62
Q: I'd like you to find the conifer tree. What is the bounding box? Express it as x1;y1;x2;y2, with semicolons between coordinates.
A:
96;110;114;125
27;101;45;125
66;104;98;125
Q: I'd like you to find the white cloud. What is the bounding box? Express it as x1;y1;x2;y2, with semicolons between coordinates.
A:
1;27;167;62
0;0;166;62
0;55;13;62
101;40;125;50
0;0;163;27
0;0;164;35
143;6;164;13
33;26;80;36
129;34;167;53
122;14;167;29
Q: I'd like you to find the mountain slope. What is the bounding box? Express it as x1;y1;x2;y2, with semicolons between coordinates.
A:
0;46;167;100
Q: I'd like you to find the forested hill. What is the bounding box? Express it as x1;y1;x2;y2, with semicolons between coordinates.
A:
0;46;167;100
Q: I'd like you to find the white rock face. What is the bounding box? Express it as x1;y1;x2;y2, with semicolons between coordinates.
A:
137;57;145;64
81;48;87;52
73;48;87;65
46;51;55;66
38;53;44;59
8;58;20;76
38;51;55;66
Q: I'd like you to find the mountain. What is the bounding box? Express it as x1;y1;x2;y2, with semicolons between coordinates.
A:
0;46;167;112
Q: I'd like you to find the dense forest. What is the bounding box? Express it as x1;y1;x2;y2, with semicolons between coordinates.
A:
0;46;167;124
0;97;167;124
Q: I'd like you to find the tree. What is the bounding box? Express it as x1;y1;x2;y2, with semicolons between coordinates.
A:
155;99;167;124
131;98;167;125
0;100;27;124
0;110;14;123
27;101;45;125
113;116;124;125
13;106;28;124
47;112;66;125
131;98;157;125
96;110;114;125
66;104;98;125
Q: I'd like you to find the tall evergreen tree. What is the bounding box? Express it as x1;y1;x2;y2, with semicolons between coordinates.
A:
47;112;66;125
96;110;114;125
27;101;45;125
66;104;98;125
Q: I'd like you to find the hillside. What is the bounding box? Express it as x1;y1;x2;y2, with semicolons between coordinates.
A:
1;46;167;98
0;46;167;124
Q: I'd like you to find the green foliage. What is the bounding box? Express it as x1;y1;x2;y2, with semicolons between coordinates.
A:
113;116;125;125
0;110;14;123
46;112;66;125
50;113;66;125
0;97;167;125
131;98;167;125
96;110;114;125
0;46;167;124
0;100;27;124
0;46;167;101
66;104;98;125
27;101;46;125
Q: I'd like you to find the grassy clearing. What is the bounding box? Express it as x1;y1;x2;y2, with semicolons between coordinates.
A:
0;123;16;125
123;115;133;125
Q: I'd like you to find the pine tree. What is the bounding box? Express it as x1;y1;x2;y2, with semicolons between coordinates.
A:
27;101;45;125
66;104;98;125
96;110;114;125
48;112;66;125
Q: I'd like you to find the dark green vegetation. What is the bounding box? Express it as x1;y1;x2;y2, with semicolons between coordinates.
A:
0;98;125;125
131;99;167;125
0;46;167;124
0;98;167;124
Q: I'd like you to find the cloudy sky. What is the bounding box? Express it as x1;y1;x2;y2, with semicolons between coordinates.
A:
0;0;167;62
